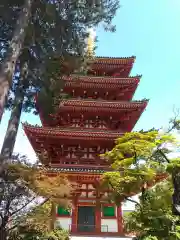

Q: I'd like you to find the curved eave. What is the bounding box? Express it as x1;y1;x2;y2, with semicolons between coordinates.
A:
23;124;124;141
94;56;135;64
57;106;146;114
64;75;140;84
64;76;140;89
44;171;168;199
58;99;148;112
61;56;136;77
46;167;105;174
91;56;136;77
47;171;102;181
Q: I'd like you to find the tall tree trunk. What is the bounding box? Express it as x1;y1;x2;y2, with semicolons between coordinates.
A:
50;202;56;231
0;216;8;240
1;62;28;159
172;170;180;215
0;0;33;122
0;228;7;240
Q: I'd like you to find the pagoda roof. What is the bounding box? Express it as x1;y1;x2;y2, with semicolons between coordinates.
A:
46;167;167;182
61;56;136;78
23;124;124;142
45;169;167;199
94;56;135;64
43;166;105;173
41;99;148;132
58;99;147;112
89;56;136;77
63;75;140;101
64;75;140;88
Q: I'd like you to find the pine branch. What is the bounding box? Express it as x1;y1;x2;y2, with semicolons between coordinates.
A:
10;196;36;217
157;149;170;163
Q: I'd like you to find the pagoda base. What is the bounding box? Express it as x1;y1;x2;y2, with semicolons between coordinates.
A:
55;201;123;236
70;235;133;240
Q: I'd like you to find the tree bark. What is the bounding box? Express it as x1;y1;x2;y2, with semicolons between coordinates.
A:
172;170;180;215
0;216;8;240
1;62;28;159
50;202;56;231
0;228;7;240
0;0;33;122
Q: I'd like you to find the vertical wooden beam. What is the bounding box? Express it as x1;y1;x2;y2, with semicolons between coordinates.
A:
95;186;101;234
71;197;78;233
117;204;123;233
95;200;101;233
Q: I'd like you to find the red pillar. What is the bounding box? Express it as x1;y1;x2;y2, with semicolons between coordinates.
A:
117;205;123;233
71;198;78;233
95;200;101;233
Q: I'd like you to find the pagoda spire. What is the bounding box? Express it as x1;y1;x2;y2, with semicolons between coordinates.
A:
87;28;96;56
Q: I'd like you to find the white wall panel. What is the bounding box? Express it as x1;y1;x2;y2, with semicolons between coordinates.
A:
55;217;72;231
101;219;118;232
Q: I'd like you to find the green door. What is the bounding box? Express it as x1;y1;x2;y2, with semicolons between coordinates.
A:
77;206;95;232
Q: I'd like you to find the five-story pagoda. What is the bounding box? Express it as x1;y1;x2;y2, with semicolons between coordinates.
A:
23;35;148;236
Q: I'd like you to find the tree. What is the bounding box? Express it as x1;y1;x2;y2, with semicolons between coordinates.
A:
101;116;180;238
102;130;174;203
0;156;71;240
124;180;180;240
0;0;120;160
167;117;180;215
1;59;29;158
0;0;33;121
8;201;70;240
9;228;69;240
102;121;180;209
0;0;119;123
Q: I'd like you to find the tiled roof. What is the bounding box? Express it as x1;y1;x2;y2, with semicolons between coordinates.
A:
23;124;124;140
59;99;148;110
64;75;141;84
45;167;105;173
64;76;141;89
94;56;135;64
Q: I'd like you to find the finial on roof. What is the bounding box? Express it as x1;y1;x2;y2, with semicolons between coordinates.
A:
87;28;96;56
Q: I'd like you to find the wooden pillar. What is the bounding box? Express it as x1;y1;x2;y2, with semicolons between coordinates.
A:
95;199;101;233
71;197;78;233
117;204;123;233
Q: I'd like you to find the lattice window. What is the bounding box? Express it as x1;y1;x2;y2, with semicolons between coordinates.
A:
72;118;79;127
85;119;94;128
98;120;107;129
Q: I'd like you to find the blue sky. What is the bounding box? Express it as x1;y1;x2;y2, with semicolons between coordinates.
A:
0;0;180;161
96;0;180;130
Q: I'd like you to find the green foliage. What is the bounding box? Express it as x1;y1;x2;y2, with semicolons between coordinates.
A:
135;237;158;240
0;0;120;160
102;124;180;239
1;0;120;115
167;158;180;173
125;181;180;240
0;156;71;237
9;228;69;240
24;201;53;233
9;202;69;239
102;131;176;201
8;161;71;203
44;229;69;240
169;118;180;131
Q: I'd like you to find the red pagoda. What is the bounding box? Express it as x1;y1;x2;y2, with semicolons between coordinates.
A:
23;55;148;237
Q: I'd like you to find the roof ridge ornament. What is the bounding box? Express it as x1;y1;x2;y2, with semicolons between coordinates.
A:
87;28;96;57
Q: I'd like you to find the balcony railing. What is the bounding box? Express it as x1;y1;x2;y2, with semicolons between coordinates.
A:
69;224;109;233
